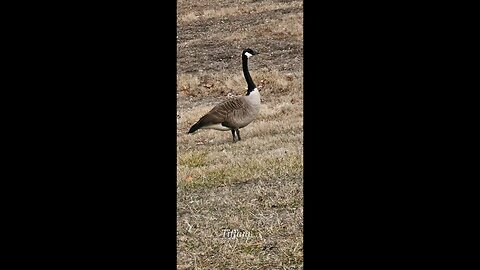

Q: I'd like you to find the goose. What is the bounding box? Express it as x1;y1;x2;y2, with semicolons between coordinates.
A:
188;48;261;142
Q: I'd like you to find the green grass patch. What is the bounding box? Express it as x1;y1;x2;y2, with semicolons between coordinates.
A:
178;151;208;168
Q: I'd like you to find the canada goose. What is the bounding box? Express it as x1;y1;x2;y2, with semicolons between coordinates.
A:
188;48;261;142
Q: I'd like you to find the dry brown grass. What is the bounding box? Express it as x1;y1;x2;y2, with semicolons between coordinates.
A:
178;1;302;24
177;71;303;187
178;5;303;47
177;71;303;270
177;68;302;100
177;0;303;268
177;176;303;269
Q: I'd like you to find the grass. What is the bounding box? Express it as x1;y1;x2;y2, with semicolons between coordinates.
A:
177;72;303;268
178;1;302;24
177;69;303;103
177;176;303;269
177;87;303;188
177;0;303;268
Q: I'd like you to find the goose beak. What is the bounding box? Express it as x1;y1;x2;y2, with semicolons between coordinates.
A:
252;50;259;55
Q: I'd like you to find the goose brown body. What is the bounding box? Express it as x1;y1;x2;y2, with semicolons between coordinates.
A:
188;89;261;132
188;48;260;142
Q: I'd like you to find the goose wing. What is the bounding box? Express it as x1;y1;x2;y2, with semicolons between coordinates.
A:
197;97;246;128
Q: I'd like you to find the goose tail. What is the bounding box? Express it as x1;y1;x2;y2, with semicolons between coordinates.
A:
188;122;201;134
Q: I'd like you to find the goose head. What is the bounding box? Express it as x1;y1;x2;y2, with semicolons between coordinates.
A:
242;48;259;58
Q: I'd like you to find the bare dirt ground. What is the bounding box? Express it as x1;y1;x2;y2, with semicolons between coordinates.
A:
177;0;303;268
177;0;303;75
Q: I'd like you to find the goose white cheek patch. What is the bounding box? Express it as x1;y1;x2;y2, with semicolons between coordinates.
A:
244;52;253;58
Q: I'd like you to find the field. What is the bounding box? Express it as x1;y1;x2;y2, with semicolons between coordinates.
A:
177;0;303;268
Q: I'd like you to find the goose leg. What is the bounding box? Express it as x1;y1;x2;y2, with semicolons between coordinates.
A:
236;129;241;141
231;129;237;142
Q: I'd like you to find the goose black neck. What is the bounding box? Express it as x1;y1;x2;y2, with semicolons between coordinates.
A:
242;54;256;94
